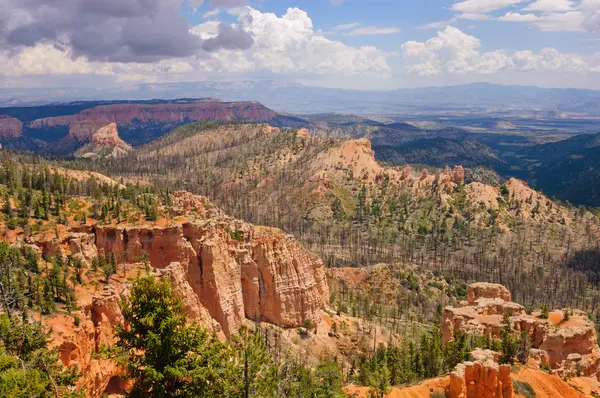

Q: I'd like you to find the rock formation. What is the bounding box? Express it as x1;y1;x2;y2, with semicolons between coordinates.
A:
52;285;129;398
68;232;98;267
0;115;23;138
442;282;600;379
92;217;329;337
449;359;512;398
467;282;511;303
30;101;277;130
51;191;329;340
74;123;133;159
45;191;330;397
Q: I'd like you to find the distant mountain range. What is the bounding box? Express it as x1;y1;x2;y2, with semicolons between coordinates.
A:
4;81;600;117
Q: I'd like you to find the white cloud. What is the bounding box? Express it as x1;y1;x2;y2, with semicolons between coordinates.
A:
0;45;95;77
499;10;585;31
499;12;539;21
344;27;402;36
523;0;576;12
452;0;527;13
0;6;392;84
334;23;360;31
203;8;222;18
495;0;600;32
402;26;600;76
233;7;391;75
458;13;490;20
582;0;600;33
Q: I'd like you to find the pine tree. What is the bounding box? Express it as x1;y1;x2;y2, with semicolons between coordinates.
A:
313;360;345;398
367;352;391;398
116;276;234;397
499;313;518;365
517;330;530;365
231;326;277;398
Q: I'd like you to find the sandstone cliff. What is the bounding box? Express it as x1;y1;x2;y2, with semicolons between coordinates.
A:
30;101;277;131
91;220;328;337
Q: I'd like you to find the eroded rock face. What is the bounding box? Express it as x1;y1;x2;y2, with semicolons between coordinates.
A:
56;285;129;398
449;360;513;398
68;233;98;268
538;311;600;377
74;123;133;159
467;282;511;303
251;229;329;329
92;193;329;337
443;283;600;379
0;115;23;138
158;262;225;339
50;191;329;397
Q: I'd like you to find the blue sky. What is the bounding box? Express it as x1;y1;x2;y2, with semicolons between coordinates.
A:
1;0;600;89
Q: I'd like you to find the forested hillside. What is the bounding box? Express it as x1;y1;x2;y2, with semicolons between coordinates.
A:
89;122;600;314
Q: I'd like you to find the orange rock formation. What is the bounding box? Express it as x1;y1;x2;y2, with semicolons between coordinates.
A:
442;282;600;379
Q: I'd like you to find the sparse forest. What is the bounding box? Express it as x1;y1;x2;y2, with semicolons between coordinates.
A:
89;122;600;314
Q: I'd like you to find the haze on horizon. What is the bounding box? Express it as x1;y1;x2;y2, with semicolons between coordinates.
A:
1;0;600;91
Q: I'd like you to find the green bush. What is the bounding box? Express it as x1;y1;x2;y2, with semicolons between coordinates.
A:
513;380;536;398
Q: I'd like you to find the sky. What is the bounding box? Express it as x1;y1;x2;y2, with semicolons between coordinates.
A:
1;0;600;90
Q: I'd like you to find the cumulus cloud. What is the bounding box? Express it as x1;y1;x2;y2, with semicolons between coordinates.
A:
499;10;584;31
499;12;539;21
0;6;392;83
452;0;527;13
401;26;600;76
492;0;600;32
523;0;576;12
224;7;391;75
0;0;253;63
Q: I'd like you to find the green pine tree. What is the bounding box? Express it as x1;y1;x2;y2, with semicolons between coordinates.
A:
116;276;234;398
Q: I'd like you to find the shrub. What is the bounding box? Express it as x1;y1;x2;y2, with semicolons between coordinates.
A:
513;380;536;398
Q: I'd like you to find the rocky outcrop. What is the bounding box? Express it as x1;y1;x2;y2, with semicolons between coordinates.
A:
91;193;329;337
467;282;511;303
55;285;129;398
0;115;23;138
449;359;512;398
74;123;133;159
443;283;600;379
30;101;277;129
250;228;329;328
538;311;600;377
68;232;98;267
